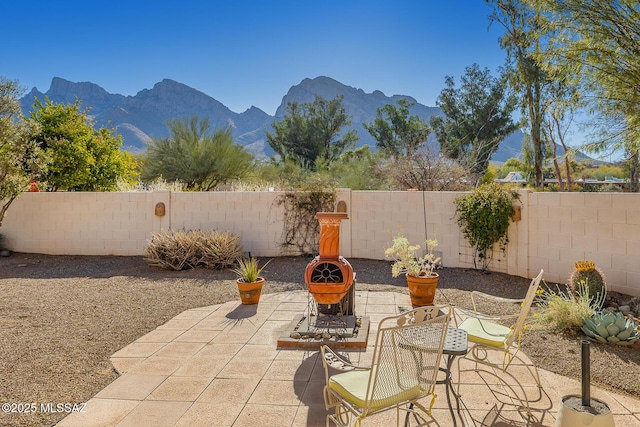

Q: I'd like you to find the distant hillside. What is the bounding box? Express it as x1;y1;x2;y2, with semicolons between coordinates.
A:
20;77;273;155
21;75;544;162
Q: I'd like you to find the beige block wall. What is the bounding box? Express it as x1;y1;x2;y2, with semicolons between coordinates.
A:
524;191;639;296
2;192;163;256
1;189;638;296
169;190;285;257
348;190;471;269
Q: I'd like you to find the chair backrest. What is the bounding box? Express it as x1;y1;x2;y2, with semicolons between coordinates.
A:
505;269;543;347
364;305;451;412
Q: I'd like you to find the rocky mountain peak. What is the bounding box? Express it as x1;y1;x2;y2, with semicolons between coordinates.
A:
48;77;113;103
19;75;528;161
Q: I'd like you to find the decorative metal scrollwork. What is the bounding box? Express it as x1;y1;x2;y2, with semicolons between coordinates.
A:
311;262;344;283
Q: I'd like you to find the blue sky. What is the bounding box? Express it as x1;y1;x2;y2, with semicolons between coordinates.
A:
4;0;507;115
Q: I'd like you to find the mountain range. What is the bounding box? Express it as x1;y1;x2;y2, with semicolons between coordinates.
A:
20;75;527;161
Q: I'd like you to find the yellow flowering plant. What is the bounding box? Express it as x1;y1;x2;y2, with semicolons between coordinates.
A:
534;281;602;332
384;233;441;278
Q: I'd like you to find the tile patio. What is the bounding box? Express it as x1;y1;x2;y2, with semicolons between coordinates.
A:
56;290;640;427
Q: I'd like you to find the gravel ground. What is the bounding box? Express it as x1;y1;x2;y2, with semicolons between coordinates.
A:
0;254;638;427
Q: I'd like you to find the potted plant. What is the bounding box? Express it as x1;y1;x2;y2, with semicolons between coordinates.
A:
385;233;441;307
232;257;271;305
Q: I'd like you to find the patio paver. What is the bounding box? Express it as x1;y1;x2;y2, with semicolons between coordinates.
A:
56;290;640;427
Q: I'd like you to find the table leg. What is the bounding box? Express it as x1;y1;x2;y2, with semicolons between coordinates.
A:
444;354;463;427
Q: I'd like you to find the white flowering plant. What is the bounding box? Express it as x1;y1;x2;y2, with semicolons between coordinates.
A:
384;233;441;278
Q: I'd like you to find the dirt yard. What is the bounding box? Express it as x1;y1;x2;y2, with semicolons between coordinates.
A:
0;254;638;427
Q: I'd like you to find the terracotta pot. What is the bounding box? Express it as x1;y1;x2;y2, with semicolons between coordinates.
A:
236;277;264;305
555;395;614;427
406;273;439;307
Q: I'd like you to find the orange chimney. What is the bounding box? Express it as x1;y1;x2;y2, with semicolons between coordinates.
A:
304;212;355;305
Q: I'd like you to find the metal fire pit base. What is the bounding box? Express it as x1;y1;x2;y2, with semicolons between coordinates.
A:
277;314;370;349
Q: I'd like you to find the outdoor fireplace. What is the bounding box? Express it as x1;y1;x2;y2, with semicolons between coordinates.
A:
304;212;355;313
277;209;369;349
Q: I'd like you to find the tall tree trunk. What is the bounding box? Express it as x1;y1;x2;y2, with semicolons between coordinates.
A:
553;111;573;192
526;78;544;188
629;149;639;192
0;196;17;229
563;154;574;192
547;119;564;191
552;157;564;191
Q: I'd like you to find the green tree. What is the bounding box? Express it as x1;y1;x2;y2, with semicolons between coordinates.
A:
497;157;528;179
266;95;358;170
29;98;133;191
327;145;386;190
524;0;640;191
430;63;517;183
363;99;430;157
141;116;253;190
0;78;46;227
487;0;551;188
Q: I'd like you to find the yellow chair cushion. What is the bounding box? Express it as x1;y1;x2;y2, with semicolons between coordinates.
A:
328;365;421;412
458;317;511;347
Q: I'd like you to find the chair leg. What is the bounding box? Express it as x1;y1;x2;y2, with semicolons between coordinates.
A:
458;349;542;416
327;404;353;427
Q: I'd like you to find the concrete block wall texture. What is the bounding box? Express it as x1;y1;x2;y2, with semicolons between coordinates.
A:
170;191;284;257
2;192;160;256
1;189;638;296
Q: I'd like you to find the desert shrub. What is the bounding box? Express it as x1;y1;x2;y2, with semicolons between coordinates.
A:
385;150;470;191
117;177;185;192
568;260;606;307
535;281;604;332
145;229;243;270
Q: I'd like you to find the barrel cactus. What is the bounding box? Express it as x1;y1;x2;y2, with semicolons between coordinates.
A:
582;311;639;346
569;260;606;306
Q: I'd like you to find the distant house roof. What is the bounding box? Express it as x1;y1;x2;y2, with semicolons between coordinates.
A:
495;171;526;183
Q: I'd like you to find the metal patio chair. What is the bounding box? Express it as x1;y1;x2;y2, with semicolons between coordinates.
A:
455;269;544;415
320;305;451;427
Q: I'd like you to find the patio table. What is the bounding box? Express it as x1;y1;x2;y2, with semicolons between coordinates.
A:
406;327;469;427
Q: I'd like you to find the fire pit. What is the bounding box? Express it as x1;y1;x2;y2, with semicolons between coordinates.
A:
304;212;354;313
277;210;370;349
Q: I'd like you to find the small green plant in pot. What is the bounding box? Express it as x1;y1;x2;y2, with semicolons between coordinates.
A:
233;257;271;305
385;233;441;307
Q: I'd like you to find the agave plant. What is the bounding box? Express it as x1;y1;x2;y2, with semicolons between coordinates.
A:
582;311;639;346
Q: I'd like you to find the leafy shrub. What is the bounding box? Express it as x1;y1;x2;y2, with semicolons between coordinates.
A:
535;281;604;332
145;229;243;271
453;183;519;270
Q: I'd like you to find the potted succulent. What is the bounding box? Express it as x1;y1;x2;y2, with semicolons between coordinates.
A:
232;257;271;305
385;233;441;307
